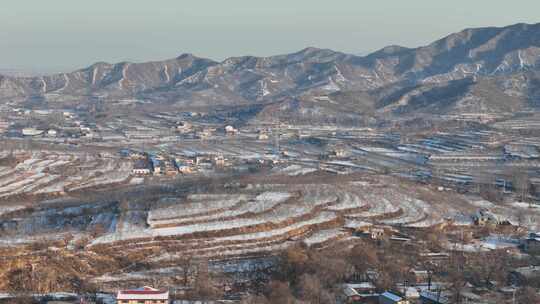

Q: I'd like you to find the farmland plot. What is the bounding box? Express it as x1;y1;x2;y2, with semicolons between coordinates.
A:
0;150;135;198
93;179;466;261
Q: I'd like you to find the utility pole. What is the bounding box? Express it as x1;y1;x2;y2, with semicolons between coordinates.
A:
274;114;280;158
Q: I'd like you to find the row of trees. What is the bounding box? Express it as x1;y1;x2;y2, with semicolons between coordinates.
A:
3;229;539;303
239;235;540;304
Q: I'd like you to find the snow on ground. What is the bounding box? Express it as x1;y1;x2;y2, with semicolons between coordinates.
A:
326;160;372;170
68;161;132;191
344;219;373;229
35;179;70;195
96;180;453;246
303;228;347;246
277;164;318;176
327;191;366;211
129;177;145;185
350;196;400;218
480;235;520;250
96;196;339;245
0;150;134;197
148;194;251;223
148;212;337;255
0;205;27;216
0;167;16;178
17;174;60;193
85;177;512;258
470;199;495;209
198;242;292;258
511;202;540;209
381;199;430;225
445;235;520;252
0;173;46;196
247;192;291;213
149;192;292;227
297;184;338;207
406;217;446;228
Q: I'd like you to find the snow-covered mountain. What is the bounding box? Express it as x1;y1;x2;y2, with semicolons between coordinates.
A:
1;22;540;116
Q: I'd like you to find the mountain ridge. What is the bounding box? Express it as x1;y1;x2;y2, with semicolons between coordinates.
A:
1;22;540;119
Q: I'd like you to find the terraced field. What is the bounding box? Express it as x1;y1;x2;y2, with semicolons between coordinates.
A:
0;150;133;199
89;177;484;272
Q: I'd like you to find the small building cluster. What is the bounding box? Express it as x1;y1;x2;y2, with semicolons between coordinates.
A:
122;148;231;177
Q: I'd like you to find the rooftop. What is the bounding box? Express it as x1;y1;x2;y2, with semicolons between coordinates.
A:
117;286;169;300
381;291;403;302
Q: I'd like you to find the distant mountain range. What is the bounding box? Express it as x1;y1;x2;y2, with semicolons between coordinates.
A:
1;22;540;121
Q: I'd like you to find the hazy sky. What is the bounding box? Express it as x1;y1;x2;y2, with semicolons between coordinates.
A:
1;0;539;72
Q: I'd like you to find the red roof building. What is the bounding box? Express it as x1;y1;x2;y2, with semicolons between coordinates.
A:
116;286;169;304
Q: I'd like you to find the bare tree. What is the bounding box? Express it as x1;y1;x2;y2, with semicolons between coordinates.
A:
178;254;194;286
266;281;296;304
298;274;324;304
511;169;531;203
348;242;379;276
240;294;270;304
445;252;468;304
468;251;509;288
278;245;310;285
516;286;540;303
191;259;223;302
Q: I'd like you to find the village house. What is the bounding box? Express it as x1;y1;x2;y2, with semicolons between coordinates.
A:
120;149;147;159
258;131;269;140
379;291;409;304
225;125;238;135
150;157;162;175
62;111;74;118
326;144;349;159
473;209;509;226
408;269;430;285
133;160;152;175
195;155;213;166
521;232;540;254
116;286;169;304
402;287;420;300
163;159;179;176
119;149;131;158
341;282;379;303
420;291;449;304
22;127;44;137
354;225;390;240
47;129;58;137
510;265;540;286
181;157;195;166
175;121;192;133
213;154;226;167
369;227;387;240
177;162;194;174
419;252;450;266
175;157;196;173
197;128;215;139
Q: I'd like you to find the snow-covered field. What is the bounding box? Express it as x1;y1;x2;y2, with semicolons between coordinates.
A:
303;228;347;246
0;150;134;198
91;178;493;263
